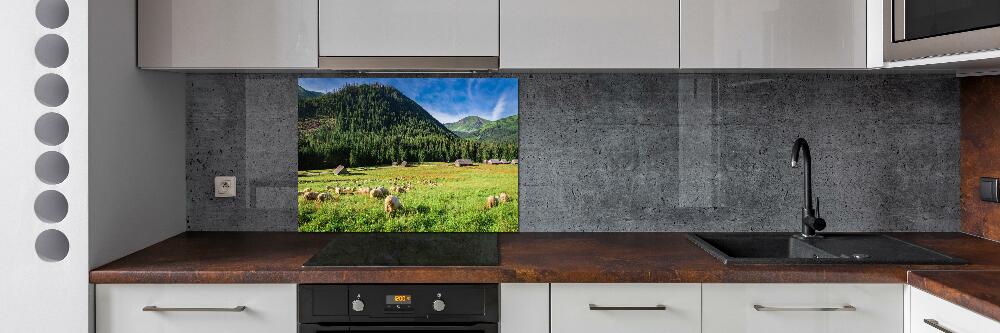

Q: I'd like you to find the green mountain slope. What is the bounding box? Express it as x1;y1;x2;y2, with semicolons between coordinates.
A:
445;116;489;133
298;84;517;169
298;83;456;138
460;115;518;142
298;86;323;100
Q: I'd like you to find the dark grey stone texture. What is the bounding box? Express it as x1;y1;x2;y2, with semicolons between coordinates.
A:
186;74;298;231
186;73;960;232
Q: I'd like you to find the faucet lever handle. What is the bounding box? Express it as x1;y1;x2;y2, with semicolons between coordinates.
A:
815;196;820;218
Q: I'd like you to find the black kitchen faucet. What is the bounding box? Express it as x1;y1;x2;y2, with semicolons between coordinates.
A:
791;138;826;238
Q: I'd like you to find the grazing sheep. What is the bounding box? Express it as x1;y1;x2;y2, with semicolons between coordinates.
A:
334;187;353;195
370;186;388;198
390;186;406;194
498;192;510;203
304;191;319;200
384;195;402;214
486;195;499;208
318;192;333;202
356;187;371;195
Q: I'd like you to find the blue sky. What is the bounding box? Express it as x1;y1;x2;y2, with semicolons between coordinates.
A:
298;78;518;123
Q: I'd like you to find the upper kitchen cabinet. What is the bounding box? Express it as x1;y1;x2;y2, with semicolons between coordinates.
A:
501;0;680;69
319;0;500;70
138;0;319;69
681;0;879;69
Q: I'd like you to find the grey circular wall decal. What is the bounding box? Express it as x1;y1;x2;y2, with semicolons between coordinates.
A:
35;229;69;262
34;190;68;223
35;151;69;184
35;112;69;146
34;73;69;107
36;0;69;29
35;34;69;68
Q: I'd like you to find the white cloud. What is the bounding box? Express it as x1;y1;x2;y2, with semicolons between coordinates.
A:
490;94;508;120
426;107;464;124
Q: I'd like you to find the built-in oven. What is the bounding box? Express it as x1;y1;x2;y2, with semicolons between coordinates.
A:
885;0;1000;61
298;284;498;333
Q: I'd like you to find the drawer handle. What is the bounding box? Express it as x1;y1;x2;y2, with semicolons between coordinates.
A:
589;304;667;311
753;304;856;312
923;319;955;333
142;306;247;312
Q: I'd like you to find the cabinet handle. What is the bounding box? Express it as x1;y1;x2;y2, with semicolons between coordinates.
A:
142;306;247;312
923;319;955;333
589;304;667;311
753;304;856;312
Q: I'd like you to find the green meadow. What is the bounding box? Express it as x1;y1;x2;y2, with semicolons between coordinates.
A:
297;162;518;232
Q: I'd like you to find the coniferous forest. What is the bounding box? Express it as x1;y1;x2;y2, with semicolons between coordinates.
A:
298;84;518;170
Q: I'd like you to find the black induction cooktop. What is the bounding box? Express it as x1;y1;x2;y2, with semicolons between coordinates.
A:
303;233;499;267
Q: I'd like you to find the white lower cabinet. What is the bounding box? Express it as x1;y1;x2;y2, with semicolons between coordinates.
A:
551;283;701;333
500;283;549;333
96;284;297;333
702;283;903;333
910;287;1000;333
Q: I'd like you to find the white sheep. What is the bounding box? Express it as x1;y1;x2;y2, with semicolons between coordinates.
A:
384;195;402;214
498;192;510;203
369;186;388;198
486;195;499;209
304;191;319;200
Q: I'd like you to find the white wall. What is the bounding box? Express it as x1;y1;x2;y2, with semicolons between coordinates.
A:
0;0;90;331
88;0;187;270
0;0;185;331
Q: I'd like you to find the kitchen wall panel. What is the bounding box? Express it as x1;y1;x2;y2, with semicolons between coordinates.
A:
960;76;1000;242
185;73;960;232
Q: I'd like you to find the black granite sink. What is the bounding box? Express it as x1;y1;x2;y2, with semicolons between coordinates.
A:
687;233;966;265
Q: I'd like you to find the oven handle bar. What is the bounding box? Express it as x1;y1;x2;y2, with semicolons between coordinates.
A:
344;323;498;331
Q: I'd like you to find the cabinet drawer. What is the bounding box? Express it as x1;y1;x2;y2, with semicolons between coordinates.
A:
551;283;700;333
910;287;1000;333
703;283;903;333
96;284;296;333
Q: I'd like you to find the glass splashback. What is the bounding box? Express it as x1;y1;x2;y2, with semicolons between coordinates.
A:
296;78;519;232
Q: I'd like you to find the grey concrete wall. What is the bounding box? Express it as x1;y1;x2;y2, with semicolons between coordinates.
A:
186;74;298;231
186;73;960;232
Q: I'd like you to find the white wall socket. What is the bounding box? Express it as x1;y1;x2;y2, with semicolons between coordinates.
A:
214;176;236;198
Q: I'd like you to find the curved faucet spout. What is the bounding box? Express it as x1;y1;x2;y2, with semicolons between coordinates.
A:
791;138;813;211
791;138;824;237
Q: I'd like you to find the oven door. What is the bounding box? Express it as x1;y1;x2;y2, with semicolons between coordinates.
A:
885;0;1000;61
300;323;498;333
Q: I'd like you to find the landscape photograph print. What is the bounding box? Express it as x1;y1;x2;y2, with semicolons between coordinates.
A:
297;78;519;232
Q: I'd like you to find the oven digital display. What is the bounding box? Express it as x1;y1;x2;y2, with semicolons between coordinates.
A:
386;295;412;305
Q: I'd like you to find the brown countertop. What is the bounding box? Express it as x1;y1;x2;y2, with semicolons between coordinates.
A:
908;270;1000;322
91;232;1000;284
90;231;1000;321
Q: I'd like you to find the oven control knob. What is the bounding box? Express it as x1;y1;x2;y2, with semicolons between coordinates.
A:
432;299;446;312
351;299;365;312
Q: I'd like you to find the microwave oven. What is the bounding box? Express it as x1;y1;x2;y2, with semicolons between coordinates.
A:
884;0;1000;62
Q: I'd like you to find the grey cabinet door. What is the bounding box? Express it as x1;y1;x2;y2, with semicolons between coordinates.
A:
138;0;318;69
681;0;870;69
